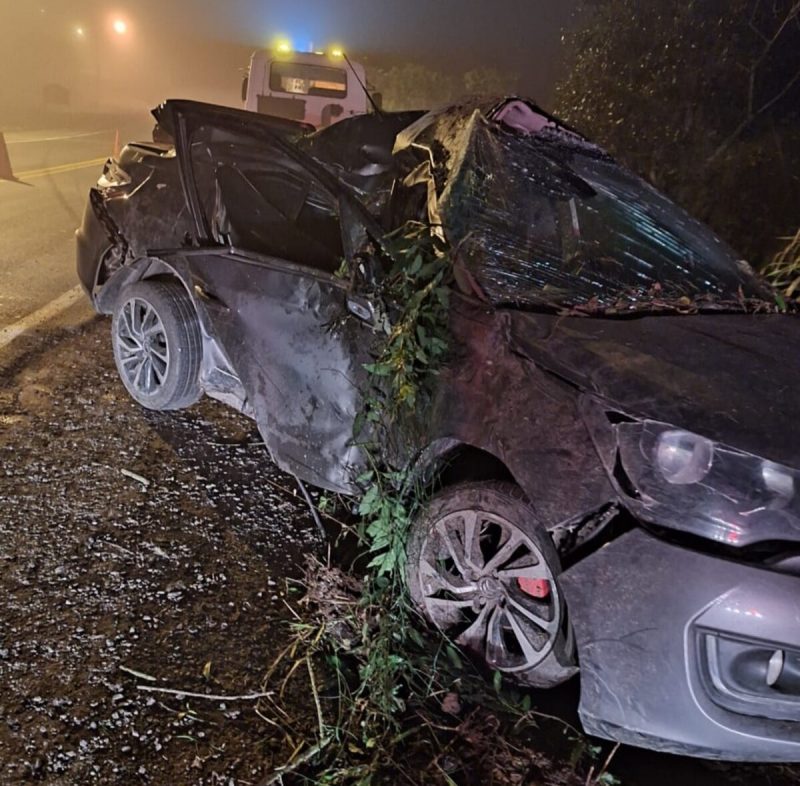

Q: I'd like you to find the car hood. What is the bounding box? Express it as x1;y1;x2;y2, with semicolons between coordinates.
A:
508;311;800;468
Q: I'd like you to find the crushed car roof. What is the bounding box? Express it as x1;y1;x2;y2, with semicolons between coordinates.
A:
297;96;770;312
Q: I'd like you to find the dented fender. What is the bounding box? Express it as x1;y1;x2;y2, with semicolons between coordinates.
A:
425;293;615;529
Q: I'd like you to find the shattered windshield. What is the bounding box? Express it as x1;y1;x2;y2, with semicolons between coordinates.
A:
446;123;769;312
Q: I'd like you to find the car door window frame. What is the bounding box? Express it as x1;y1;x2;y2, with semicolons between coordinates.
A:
170;104;387;296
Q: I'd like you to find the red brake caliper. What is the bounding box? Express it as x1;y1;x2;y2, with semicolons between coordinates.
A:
518;577;551;599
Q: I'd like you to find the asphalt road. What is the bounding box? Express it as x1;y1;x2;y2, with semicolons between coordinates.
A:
0;122;150;330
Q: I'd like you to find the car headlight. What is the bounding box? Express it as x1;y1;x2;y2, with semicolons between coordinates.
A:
609;419;800;547
761;461;795;503
655;429;714;485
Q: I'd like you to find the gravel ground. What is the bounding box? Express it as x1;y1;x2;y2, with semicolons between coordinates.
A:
0;317;322;785
4;318;800;786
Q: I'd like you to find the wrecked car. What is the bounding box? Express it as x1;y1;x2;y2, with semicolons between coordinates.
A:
77;97;800;761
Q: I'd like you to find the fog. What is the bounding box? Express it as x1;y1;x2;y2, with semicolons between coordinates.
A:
0;0;578;127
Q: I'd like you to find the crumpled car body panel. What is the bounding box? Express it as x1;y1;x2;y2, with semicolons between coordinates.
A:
76;97;800;761
387;98;767;310
186;251;370;491
432;295;615;527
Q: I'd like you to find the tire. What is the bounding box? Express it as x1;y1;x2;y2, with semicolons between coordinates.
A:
111;279;202;411
406;481;577;688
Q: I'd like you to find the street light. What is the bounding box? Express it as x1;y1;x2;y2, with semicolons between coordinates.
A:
75;26;86;38
112;19;127;35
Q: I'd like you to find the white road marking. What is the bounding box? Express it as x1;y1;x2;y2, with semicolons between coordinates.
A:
5;130;110;145
0;285;88;351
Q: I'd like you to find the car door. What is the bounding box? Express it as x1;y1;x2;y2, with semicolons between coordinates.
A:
169;102;376;493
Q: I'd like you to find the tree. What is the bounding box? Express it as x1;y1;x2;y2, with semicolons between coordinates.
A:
463;67;518;96
554;0;800;264
372;64;458;111
372;64;519;112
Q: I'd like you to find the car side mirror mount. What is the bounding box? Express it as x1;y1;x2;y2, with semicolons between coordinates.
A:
346;293;376;323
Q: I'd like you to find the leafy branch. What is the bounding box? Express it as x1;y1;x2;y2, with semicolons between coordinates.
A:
355;222;452;576
254;221;612;784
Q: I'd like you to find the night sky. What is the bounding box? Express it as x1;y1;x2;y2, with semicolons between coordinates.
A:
173;0;579;76
1;1;582;117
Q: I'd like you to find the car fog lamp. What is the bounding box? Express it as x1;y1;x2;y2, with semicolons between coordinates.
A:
767;649;785;687
762;461;795;502
655;429;714;485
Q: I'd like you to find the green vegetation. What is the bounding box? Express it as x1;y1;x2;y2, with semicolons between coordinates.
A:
765;230;800;300
356;222;452;573
255;223;613;784
373;65;518;111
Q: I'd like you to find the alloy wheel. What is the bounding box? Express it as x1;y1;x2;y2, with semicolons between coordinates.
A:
115;297;171;397
416;507;562;673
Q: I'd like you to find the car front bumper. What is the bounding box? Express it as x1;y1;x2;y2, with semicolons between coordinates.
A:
561;528;800;761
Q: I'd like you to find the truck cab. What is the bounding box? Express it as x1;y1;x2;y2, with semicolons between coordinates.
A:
242;48;370;129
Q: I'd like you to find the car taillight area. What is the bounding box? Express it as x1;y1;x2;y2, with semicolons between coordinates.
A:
96;158;132;190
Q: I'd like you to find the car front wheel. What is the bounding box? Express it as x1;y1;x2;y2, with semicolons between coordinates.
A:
406;481;577;688
111;280;202;411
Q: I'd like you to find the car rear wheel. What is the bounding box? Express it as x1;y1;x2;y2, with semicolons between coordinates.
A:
111;280;202;411
406;481;577;688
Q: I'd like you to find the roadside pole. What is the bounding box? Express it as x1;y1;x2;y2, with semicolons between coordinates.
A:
0;132;22;183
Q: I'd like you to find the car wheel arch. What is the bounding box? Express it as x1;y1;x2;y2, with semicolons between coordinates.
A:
410;439;605;545
95;256;192;315
411;439;518;494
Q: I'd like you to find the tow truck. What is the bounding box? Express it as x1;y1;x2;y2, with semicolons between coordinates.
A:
241;45;372;129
